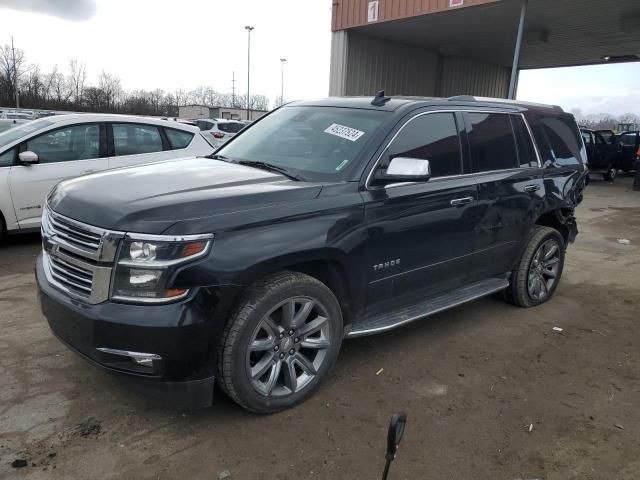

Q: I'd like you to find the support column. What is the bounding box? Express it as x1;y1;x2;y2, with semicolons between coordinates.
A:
508;0;528;99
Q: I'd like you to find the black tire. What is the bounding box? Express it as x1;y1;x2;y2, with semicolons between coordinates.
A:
603;166;617;181
503;226;565;308
0;212;6;244
217;271;343;413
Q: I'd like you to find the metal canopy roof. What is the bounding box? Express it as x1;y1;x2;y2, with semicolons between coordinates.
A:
349;0;640;69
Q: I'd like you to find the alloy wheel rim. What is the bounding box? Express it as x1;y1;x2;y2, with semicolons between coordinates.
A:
527;239;561;301
246;296;331;397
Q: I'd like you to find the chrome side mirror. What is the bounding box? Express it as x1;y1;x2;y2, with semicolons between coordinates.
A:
374;157;431;185
19;151;39;165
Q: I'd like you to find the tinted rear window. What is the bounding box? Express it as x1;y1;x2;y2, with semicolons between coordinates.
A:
165;128;194;149
530;114;584;167
467;112;518;172
511;115;538;168
217;122;244;134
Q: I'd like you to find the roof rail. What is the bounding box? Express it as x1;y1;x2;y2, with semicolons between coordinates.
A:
446;95;564;112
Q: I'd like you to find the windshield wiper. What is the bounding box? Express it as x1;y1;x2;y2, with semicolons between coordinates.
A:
208;153;231;161
237;160;305;181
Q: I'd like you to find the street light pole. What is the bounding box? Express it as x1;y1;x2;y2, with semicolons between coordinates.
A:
280;58;287;106
245;26;254;121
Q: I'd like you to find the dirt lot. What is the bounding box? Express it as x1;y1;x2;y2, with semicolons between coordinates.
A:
1;175;639;480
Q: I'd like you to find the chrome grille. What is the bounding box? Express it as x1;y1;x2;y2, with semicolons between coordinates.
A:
41;206;124;304
48;214;102;254
48;254;94;297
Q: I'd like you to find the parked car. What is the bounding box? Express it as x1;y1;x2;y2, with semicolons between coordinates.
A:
580;128;620;180
193;118;246;149
37;95;587;412
0;114;212;238
616;130;639;172
0;118;29;134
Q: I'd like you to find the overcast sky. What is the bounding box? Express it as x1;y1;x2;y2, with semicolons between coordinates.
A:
1;0;638;116
0;0;332;103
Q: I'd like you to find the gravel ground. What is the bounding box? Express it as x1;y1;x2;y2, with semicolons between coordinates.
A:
1;175;639;480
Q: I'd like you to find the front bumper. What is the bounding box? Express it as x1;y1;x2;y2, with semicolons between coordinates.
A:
36;253;217;408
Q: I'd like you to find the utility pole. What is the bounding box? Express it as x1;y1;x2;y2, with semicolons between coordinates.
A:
11;36;19;108
280;58;287;106
231;71;236;108
245;25;254;121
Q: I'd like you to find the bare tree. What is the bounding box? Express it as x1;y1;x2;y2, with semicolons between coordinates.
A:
98;70;122;109
68;59;87;104
0;44;28;107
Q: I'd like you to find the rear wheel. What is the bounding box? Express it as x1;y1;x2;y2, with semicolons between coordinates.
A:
217;271;343;413
503;226;565;308
603;166;618;181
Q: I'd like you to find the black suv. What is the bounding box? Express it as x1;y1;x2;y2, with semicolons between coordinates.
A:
37;95;587;413
580;128;620;181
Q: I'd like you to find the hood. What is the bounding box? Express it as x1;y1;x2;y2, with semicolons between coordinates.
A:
48;157;322;233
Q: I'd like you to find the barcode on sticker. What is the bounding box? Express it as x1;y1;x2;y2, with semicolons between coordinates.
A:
324;123;365;142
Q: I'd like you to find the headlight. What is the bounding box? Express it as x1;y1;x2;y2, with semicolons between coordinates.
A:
111;233;213;303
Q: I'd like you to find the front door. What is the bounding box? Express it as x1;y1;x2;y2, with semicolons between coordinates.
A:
363;111;477;307
10;123;108;229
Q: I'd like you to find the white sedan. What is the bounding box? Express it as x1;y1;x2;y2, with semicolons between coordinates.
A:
0;114;213;239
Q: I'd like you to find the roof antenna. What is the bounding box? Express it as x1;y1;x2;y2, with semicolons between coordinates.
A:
371;90;391;107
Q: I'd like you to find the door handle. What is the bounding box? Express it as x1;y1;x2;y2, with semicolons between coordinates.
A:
524;184;541;193
450;196;474;207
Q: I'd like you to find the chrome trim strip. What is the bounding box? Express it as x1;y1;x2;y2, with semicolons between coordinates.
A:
96;348;162;361
125;232;214;242
111;290;190;304
346;281;509;338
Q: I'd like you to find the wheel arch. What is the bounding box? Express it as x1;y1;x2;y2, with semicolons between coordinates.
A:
534;208;574;245
230;249;356;326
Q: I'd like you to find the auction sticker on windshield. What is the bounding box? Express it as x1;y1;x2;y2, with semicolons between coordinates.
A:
324;123;365;142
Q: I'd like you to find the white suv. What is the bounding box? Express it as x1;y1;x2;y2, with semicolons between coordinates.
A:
194;119;246;149
0;114;212;239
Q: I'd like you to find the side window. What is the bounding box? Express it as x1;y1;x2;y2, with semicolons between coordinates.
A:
620;133;638;147
25;124;99;163
467;112;518;172
387;113;462;178
595;133;606;146
581;131;592;146
165;129;194;150
538;115;583;166
113;124;163;156
0;148;16;167
511;115;538;168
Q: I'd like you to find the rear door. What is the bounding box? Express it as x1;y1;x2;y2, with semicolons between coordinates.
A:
363;111;478;305
10;122;108;228
617;132;639;171
581;130;595;165
466;111;545;279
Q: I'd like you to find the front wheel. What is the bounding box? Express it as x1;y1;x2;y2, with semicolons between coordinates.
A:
217;271;343;413
503;226;565;308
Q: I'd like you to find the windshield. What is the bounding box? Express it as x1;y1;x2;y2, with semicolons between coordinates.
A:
216;106;388;181
0;119;54;150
